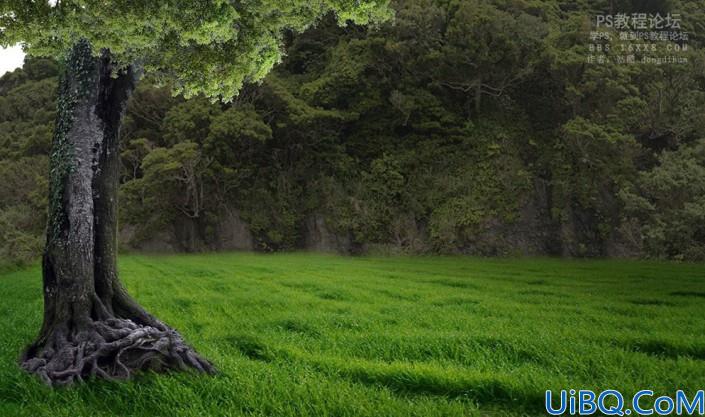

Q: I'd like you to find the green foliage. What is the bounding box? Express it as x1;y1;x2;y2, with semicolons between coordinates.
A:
434;0;548;111
0;0;392;100
621;139;705;260
1;0;704;261
162;97;223;146
1;254;704;415
0;59;56;265
0;157;48;265
0;59;56;159
121;142;214;250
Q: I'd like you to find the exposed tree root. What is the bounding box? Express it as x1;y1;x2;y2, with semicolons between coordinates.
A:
21;318;215;386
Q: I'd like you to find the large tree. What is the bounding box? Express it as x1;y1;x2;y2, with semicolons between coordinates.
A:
0;0;390;386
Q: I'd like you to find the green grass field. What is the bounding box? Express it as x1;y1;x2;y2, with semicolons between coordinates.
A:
0;253;704;417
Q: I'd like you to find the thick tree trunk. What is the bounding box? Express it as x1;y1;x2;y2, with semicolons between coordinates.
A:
20;40;214;386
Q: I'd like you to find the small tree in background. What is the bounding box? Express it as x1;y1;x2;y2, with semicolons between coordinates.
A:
0;0;390;386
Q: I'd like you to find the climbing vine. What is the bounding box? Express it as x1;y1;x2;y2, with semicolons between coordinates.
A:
48;40;98;241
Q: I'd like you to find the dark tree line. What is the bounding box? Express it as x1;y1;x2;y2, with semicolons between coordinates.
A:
2;0;705;265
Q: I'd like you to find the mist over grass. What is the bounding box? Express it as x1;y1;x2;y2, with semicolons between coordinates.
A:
1;253;704;416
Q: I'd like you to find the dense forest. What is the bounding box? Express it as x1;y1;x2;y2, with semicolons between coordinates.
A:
1;0;704;264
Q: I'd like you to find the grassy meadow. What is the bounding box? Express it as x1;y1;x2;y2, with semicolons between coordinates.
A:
0;253;704;416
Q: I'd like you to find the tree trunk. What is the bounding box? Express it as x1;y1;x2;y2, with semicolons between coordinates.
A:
20;40;214;386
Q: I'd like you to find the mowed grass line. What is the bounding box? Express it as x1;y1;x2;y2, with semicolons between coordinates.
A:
0;253;704;417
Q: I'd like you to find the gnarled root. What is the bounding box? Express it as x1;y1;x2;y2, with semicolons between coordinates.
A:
21;318;215;386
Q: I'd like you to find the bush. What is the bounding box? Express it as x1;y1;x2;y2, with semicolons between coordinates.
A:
620;139;705;260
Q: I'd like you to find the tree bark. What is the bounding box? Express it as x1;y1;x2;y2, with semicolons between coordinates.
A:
20;40;215;386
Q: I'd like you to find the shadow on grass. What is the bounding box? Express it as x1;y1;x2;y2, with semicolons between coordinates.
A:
670;291;705;298
316;290;352;301
285;348;547;413
517;289;559;297
625;339;705;360
276;319;321;337
431;296;480;306
628;298;673;306
427;279;480;290
174;297;195;311
336;361;544;412
472;337;547;366
224;335;275;361
374;288;421;302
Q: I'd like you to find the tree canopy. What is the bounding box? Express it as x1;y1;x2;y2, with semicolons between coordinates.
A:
0;0;392;99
